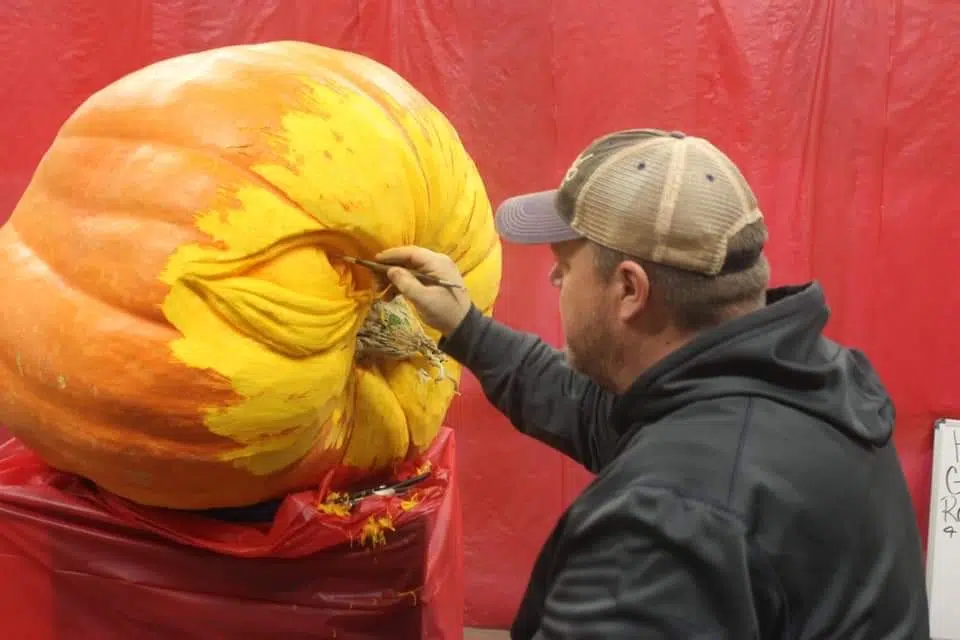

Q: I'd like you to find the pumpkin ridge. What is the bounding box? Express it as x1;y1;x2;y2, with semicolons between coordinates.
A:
58;131;315;228
2;224;183;332
333;365;408;470
284;57;433;209
10;211;192;326
36;174;208;228
0;332;241;446
0;366;240;455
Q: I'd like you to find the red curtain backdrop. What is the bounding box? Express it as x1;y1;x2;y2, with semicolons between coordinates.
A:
0;0;957;628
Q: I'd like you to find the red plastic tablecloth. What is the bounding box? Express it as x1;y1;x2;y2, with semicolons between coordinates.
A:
0;427;463;639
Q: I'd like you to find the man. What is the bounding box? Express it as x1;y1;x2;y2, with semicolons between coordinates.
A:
378;129;928;638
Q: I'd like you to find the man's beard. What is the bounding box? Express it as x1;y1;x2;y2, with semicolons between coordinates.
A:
564;320;622;392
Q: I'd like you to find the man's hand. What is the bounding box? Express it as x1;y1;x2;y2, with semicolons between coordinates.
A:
375;246;472;336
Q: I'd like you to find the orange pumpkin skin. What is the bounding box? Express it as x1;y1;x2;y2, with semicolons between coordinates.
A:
0;42;501;509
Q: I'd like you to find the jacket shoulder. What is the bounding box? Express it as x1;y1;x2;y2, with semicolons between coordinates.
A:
610;395;760;510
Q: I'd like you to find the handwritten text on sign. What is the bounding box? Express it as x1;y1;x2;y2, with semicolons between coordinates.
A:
941;428;960;538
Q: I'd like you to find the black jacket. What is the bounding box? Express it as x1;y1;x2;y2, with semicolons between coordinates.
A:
441;283;928;639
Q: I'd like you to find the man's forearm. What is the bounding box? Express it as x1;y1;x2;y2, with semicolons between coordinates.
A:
439;306;618;472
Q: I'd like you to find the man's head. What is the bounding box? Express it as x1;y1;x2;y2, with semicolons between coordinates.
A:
495;129;770;391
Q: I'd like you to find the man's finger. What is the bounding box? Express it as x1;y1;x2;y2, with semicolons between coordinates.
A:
376;246;433;268
385;266;427;297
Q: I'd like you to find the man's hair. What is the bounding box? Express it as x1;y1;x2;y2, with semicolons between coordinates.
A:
592;221;770;331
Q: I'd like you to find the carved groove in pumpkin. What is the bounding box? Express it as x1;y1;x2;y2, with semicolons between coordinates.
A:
181;276;361;358
163;228;389;360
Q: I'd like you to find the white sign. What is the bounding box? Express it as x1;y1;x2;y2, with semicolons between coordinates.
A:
928;418;960;639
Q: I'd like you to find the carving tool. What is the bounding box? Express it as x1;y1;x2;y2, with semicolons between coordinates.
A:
341;255;466;291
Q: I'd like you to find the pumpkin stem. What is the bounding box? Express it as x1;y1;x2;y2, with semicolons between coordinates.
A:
354;294;451;385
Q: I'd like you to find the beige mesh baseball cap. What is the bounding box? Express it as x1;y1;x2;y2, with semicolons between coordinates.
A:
495;129;766;276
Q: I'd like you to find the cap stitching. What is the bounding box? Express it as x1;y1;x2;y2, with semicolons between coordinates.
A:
650;138;690;262
711;156;763;271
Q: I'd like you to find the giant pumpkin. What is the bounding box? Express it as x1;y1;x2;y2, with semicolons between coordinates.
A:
0;42;501;509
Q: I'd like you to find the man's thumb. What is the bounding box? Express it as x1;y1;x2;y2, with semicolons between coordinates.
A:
386;267;425;297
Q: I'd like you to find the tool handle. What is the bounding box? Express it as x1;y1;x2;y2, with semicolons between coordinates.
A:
343;256;465;290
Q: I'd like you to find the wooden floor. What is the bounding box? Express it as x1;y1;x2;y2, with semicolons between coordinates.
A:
464;629;509;639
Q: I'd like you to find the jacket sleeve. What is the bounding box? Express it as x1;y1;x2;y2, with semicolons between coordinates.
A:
534;483;762;639
439;305;619;473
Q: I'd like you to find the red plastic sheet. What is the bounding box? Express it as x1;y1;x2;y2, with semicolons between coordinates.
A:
1;0;959;628
0;428;463;639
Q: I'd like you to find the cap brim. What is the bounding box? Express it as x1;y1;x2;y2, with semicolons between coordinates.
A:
494;189;583;245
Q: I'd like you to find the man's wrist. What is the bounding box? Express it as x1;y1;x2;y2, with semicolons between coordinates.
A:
438;304;484;360
440;302;472;337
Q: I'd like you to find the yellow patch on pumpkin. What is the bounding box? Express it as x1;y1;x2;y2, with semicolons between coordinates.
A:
158;56;501;480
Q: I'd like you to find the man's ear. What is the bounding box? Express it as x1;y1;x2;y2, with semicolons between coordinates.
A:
613;260;650;322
